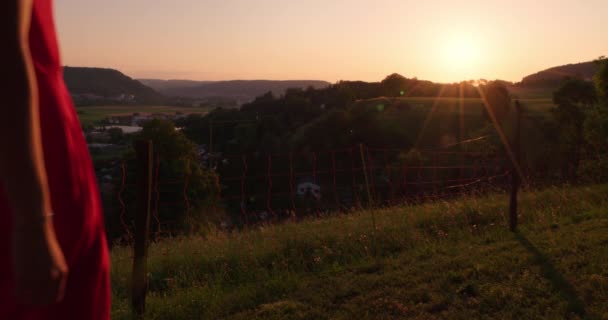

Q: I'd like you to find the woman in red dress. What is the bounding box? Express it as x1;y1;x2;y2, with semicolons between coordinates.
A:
0;0;110;319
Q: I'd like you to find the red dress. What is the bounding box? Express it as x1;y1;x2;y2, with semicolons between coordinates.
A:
0;0;111;319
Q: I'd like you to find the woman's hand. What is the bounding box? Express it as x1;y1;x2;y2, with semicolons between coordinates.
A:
12;218;68;306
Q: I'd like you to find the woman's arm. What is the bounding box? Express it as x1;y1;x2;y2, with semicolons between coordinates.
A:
0;0;68;306
1;0;49;222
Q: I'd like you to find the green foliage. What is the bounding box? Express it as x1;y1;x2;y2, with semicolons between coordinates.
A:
142;119;220;231
137;119;198;161
577;154;608;184
584;107;608;149
107;127;125;144
594;56;608;104
553;79;597;108
551;79;598;181
105;119;220;241
381;73;409;96
178;74;490;155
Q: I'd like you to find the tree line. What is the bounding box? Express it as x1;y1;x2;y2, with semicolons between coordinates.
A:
102;65;608;241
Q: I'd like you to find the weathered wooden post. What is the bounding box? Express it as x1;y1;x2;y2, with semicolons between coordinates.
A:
359;144;374;208
509;101;522;232
209;120;213;154
359;144;379;258
132;140;153;318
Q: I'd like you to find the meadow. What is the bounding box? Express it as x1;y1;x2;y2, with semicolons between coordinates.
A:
388;96;554;115
76;105;211;125
344;95;556;156
110;184;608;319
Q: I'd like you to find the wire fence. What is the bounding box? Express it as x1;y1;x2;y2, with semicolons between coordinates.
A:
107;142;608;243
109;144;524;240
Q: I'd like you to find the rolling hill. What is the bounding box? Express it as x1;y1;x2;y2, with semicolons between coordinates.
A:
518;61;598;88
64;59;601;108
64;67;165;106
139;79;331;105
137;79;213;91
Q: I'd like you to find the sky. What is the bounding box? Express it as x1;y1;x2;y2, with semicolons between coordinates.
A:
54;0;608;83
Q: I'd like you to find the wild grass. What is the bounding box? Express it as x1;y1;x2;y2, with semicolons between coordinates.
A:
110;184;608;319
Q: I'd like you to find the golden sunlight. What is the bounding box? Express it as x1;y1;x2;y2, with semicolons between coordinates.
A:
438;33;483;81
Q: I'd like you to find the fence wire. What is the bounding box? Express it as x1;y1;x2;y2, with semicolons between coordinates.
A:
114;144;541;239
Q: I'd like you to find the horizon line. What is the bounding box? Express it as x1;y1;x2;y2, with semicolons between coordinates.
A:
63;56;602;86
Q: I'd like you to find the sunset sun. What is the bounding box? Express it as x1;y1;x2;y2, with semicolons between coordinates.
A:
445;37;479;65
438;34;484;81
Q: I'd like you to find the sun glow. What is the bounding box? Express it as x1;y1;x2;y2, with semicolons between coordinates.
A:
438;33;484;81
445;37;479;64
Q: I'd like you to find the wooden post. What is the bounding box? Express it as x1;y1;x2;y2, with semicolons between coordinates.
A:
209;120;213;154
241;155;249;227
432;152;439;195
331;151;340;209
132;140;153;318
359;144;373;206
509;101;522;232
360;145;379;260
350;148;360;208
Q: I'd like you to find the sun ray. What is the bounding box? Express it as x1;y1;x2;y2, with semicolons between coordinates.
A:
459;82;465;145
459;82;466;175
414;85;447;148
439;32;484;82
475;86;527;185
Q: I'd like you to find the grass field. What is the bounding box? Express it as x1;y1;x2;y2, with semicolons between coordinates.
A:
76;105;211;125
395;96;554;114
354;96;555;121
110;184;608;319
507;85;556;100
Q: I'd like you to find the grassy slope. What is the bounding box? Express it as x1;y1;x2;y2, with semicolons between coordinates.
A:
110;185;608;319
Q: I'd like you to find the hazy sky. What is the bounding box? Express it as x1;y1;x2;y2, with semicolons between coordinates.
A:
54;0;608;83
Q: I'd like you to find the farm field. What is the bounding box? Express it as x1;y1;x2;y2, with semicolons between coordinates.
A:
76;105;211;125
110;184;608;319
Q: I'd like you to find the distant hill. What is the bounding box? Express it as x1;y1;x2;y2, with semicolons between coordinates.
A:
140;79;331;105
64;67;165;106
518;61;598;88
138;79;213;91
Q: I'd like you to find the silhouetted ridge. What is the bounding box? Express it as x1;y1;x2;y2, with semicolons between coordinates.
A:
519;61;598;88
64;66;165;105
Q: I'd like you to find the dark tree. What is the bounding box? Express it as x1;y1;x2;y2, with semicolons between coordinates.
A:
552;79;597;181
594;56;608;105
381;73;409;96
106;119;220;241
